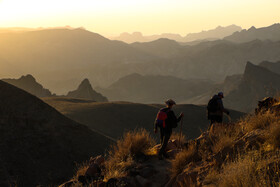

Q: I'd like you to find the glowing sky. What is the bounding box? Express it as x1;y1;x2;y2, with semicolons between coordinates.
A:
0;0;279;36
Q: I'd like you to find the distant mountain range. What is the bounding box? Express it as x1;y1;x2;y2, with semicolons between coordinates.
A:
185;61;280;112
224;23;280;43
0;80;112;186
96;73;213;103
110;25;242;43
0;23;280;95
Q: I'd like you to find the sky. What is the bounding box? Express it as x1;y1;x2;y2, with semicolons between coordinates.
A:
0;0;279;36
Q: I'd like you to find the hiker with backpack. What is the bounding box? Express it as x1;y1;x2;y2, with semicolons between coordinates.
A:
207;92;230;130
154;99;184;159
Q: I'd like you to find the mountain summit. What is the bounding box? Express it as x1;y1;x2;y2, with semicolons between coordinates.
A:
2;74;52;97
67;79;108;102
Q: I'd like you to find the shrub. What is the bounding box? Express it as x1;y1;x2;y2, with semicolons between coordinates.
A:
242;111;279;132
266;121;280;150
170;143;197;178
207;151;280;187
171;132;187;148
104;129;155;180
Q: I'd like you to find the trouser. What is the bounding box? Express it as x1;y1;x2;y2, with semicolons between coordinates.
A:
159;127;172;156
208;115;223;130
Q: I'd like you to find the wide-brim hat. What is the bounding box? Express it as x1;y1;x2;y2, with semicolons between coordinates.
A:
165;99;176;106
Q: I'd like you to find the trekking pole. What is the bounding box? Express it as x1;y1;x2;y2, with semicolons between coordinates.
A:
178;116;184;150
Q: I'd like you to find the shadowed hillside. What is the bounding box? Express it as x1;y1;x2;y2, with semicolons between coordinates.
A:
43;97;245;140
0;80;112;186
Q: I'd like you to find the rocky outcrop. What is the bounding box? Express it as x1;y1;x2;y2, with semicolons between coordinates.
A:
67;79;108;102
2;74;52;97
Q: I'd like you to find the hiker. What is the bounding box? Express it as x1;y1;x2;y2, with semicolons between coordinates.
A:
207;92;230;130
154;99;184;159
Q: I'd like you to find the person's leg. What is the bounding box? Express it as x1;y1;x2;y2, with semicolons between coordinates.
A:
160;126;164;145
159;130;171;158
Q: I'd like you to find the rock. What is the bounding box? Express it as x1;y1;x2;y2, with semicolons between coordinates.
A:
135;175;150;187
255;97;278;114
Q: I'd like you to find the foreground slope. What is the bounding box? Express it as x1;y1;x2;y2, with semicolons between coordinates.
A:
0;81;112;186
43;97;244;140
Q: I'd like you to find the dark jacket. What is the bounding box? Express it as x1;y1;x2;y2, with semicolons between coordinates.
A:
209;95;229;117
154;107;182;131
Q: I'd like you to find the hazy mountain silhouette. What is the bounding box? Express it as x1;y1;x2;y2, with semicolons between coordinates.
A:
67;79;108;102
96;73;213;103
43;98;245;141
1;25;280;94
259;60;280;75
224;23;280;43
110;25;241;43
0;80;112;186
2;74;52;97
184;25;242;42
224;62;280;112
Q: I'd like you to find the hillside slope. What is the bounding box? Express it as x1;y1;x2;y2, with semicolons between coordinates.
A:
43;98;245;140
0;81;112;186
97;73;213;103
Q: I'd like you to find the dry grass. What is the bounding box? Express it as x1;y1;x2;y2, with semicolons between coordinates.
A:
242;111;279;132
171;132;187;147
104;129;155;180
170;143;198;178
209;123;242;154
265;121;280;150
215;151;280;187
74;161;90;180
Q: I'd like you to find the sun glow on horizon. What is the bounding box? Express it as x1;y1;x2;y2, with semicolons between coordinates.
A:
0;0;279;36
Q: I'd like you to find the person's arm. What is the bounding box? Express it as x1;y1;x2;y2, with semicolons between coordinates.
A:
154;117;158;133
219;100;230;115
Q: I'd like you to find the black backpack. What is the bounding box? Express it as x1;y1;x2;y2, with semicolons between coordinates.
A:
207;97;219;113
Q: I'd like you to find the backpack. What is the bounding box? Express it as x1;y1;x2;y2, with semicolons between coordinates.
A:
156;109;169;128
207;97;219;113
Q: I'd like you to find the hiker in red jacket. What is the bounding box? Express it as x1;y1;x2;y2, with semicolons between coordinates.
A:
154;99;183;159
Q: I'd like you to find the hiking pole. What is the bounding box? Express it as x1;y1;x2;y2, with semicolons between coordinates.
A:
178;116;184;150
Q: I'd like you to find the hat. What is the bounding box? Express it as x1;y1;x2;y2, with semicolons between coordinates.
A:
218;92;224;98
165;99;176;106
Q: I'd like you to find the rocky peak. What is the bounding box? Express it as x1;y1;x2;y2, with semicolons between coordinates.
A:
78;78;92;90
67;79;108;102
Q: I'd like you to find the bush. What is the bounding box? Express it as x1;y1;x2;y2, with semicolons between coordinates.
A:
242;111;279;132
216;151;280;187
170;143;197;178
104;129;155;180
